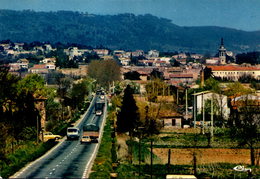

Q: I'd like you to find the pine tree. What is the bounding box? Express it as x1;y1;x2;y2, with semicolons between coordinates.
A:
116;85;139;133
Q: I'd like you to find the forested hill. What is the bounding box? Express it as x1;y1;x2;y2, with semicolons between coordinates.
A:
0;10;260;53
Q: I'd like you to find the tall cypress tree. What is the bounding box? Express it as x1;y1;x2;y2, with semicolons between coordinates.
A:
116;85;139;133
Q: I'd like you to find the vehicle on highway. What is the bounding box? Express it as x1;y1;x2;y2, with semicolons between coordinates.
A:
67;127;80;140
96;89;105;99
95;99;105;116
81;124;100;143
80;136;91;144
42;132;62;142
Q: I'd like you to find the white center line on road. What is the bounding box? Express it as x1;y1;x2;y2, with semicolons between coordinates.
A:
10;96;97;178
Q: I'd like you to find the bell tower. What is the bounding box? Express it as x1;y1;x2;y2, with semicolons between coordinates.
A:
219;38;226;64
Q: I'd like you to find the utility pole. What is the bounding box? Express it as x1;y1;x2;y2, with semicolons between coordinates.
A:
150;140;153;179
193;92;196;128
138;127;144;176
176;88;179;105
185;88;188;120
139;136;141;176
112;81;115;94
211;95;214;140
202;93;205;135
36;114;39;144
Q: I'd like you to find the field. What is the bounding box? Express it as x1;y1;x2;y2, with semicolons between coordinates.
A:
153;148;251;165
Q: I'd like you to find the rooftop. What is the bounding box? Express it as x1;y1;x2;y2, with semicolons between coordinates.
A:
207;65;260;71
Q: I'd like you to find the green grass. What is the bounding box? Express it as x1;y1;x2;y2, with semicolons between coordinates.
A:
152;131;239;148
0;101;92;178
114;163;260;179
0;140;57;178
89;120;113;179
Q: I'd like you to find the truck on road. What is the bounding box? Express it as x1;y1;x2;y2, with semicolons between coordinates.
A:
95;99;105;116
81;124;99;144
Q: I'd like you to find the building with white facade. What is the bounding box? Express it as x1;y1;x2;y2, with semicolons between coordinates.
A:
193;91;230;120
208;65;260;81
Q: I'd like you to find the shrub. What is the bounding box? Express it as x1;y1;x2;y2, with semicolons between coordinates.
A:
1;141;56;178
89;121;113;179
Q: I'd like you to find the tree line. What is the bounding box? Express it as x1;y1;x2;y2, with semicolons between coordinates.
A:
0;10;260;53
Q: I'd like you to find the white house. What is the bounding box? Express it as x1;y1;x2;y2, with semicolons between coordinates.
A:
193;91;230;120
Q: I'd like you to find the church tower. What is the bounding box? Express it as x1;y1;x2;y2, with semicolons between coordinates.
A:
219;38;226;64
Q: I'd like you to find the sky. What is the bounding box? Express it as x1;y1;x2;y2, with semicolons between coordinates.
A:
0;0;260;31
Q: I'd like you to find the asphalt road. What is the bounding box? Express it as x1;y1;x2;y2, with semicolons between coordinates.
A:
12;96;105;178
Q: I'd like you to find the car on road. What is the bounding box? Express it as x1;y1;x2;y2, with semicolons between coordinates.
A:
95;110;102;116
42;132;62;142
80;136;91;144
67;127;80;140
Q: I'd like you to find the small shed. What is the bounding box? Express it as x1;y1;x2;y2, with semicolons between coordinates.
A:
162;116;184;129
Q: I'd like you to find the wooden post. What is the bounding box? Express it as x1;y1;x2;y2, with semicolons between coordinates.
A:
150;140;153;179
167;149;171;174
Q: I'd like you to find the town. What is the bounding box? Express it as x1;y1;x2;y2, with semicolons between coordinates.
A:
0;38;260;179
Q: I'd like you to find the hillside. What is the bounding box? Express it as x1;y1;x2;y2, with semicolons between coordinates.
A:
0;10;259;53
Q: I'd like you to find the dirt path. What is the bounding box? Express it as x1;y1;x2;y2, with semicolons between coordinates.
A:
153;148;251;165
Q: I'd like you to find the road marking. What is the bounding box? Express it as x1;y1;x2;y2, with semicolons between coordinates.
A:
90;115;96;123
82;144;99;178
11;96;96;178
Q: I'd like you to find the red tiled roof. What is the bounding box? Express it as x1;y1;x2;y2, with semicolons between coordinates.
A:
154;61;166;63
207;65;260;71
169;74;193;78
137;70;150;75
30;64;46;69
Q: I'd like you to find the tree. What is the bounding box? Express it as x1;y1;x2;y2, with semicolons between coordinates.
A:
204;77;220;92
236;52;260;65
224;82;253;98
170;58;181;67
150;69;164;80
124;71;140;80
116;85;140;134
17;73;46;97
238;73;254;83
142;105;161;137
229;104;260;165
69;79;89;110
224;82;258;165
145;78;168;102
0;66;19;156
203;67;213;81
88;60;121;89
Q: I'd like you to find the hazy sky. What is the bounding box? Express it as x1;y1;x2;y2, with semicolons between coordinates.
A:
1;0;260;31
